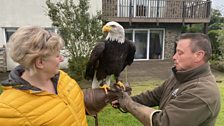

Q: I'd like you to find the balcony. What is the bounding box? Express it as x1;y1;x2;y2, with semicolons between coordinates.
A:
102;0;211;23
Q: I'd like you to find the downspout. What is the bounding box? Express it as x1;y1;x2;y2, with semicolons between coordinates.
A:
182;0;185;26
156;0;160;26
204;0;211;34
129;0;132;26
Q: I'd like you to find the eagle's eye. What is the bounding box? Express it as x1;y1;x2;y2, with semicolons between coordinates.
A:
111;25;116;27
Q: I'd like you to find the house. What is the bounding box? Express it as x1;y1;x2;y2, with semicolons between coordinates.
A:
0;0;211;72
101;0;211;60
0;0;101;71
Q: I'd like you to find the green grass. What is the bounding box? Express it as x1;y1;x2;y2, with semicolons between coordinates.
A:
0;74;223;126
86;79;224;126
216;83;224;126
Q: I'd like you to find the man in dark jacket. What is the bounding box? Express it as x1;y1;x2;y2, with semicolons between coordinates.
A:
116;33;221;126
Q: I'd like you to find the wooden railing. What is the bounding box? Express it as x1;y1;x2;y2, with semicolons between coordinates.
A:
102;0;211;23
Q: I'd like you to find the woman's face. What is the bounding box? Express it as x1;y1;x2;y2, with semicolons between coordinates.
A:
42;51;64;77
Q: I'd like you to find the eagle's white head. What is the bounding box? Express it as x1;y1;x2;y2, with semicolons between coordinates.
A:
102;21;125;43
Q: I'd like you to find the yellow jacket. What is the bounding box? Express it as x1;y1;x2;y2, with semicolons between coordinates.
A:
0;67;88;126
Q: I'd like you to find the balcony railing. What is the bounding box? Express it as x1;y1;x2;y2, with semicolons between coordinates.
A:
102;0;211;23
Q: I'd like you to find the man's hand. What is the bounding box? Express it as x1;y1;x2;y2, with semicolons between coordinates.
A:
112;92;133;112
113;92;158;126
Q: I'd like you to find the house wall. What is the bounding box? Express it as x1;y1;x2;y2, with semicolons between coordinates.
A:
0;0;102;71
121;22;182;59
164;25;182;59
0;29;5;47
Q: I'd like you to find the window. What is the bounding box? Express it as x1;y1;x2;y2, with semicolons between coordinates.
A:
118;0;134;17
4;27;57;43
149;30;163;59
5;28;17;42
118;0;165;18
134;30;147;59
125;30;133;41
45;27;57;33
125;29;164;60
135;0;149;17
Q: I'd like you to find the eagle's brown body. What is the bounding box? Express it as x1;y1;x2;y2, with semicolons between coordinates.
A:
85;39;136;82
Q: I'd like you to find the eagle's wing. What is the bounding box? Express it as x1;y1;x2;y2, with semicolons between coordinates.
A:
125;40;136;65
85;42;105;80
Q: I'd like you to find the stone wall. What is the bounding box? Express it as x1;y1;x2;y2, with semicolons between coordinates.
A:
164;26;182;59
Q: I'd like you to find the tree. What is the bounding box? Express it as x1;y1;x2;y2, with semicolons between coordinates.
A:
208;30;222;59
46;0;103;80
182;9;224;33
209;9;224;30
182;24;204;33
217;30;224;59
210;9;223;25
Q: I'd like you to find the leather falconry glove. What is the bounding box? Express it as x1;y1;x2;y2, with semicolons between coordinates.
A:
83;83;131;116
118;92;160;126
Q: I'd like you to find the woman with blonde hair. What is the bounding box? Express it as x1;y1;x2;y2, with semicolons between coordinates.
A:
0;26;125;126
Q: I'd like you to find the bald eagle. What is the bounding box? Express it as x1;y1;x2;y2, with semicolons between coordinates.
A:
85;21;136;90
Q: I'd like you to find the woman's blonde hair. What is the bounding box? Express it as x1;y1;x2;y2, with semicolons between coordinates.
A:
8;26;64;73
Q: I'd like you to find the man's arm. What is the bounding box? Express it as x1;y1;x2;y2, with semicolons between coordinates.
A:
119;92;212;126
152;92;211;126
131;81;166;107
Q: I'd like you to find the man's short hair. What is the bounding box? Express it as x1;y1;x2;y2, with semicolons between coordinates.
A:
178;33;212;62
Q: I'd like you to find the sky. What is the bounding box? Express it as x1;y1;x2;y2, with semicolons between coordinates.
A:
212;0;224;16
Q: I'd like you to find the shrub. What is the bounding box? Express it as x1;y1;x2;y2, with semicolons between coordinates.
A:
68;56;88;81
210;60;224;72
208;30;222;60
217;30;224;59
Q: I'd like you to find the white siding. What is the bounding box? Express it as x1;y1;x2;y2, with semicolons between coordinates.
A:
88;0;102;16
0;0;53;27
0;0;102;70
0;28;5;47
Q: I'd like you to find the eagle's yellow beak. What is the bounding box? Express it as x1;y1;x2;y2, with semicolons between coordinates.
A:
102;25;112;33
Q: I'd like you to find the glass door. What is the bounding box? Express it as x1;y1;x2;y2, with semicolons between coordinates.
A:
134;30;148;59
149;30;163;59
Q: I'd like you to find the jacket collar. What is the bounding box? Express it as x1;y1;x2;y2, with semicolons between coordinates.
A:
1;65;59;92
172;63;211;83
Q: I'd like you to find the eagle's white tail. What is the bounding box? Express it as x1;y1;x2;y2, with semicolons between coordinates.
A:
92;72;111;88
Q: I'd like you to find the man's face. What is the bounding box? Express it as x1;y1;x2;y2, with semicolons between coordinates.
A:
173;39;198;71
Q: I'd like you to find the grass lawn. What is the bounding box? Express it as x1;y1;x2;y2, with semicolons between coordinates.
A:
86;79;224;126
214;69;224;126
0;73;223;126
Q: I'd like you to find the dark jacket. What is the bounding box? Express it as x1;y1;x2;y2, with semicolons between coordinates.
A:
132;63;221;126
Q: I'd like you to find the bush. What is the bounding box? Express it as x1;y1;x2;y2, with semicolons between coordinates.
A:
68;56;88;81
210;60;224;72
217;30;224;59
208;30;222;60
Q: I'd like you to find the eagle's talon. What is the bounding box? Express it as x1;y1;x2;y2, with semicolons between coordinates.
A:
116;81;126;91
100;84;110;94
